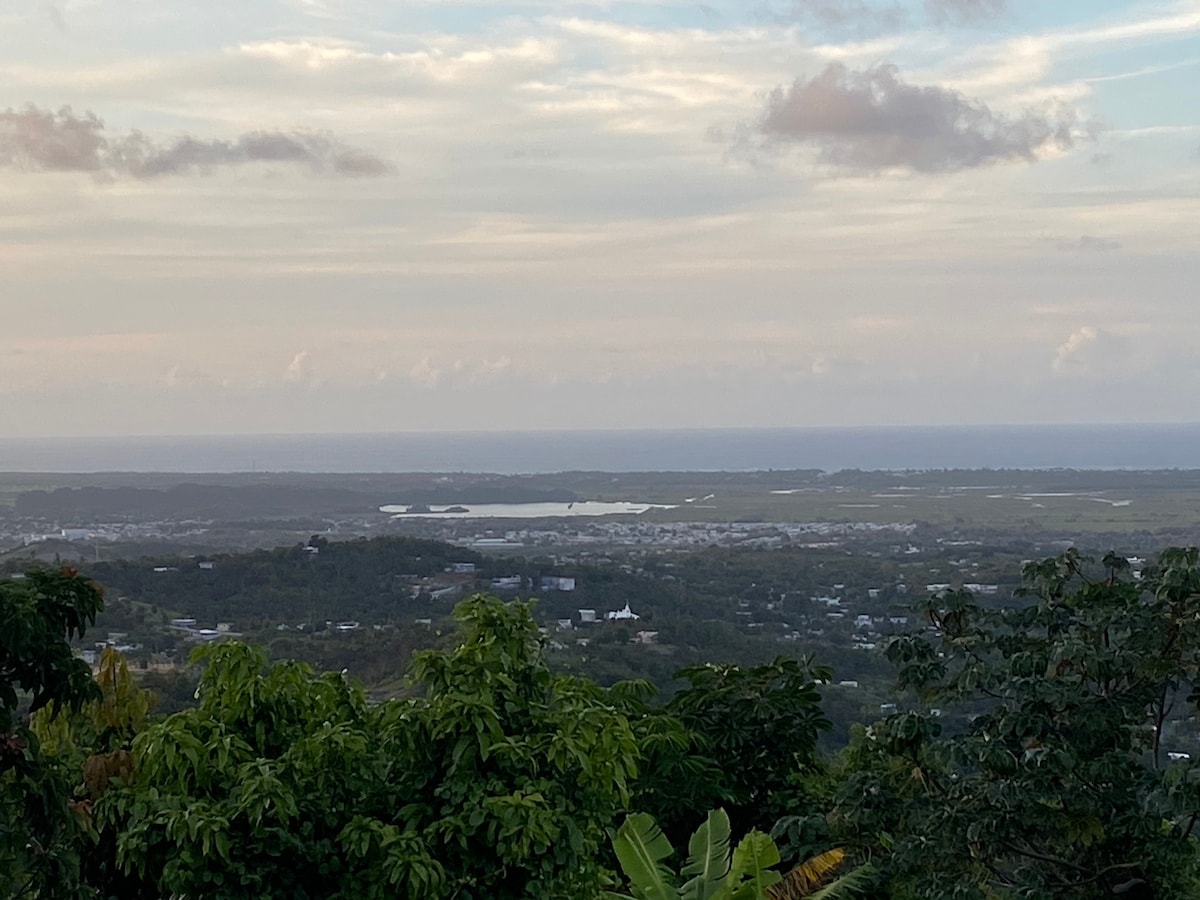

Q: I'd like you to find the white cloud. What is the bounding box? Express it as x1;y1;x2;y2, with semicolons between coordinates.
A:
1052;325;1130;377
284;349;311;382
409;357;442;388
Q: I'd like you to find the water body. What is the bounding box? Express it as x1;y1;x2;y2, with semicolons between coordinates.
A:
381;501;675;519
1;424;1199;473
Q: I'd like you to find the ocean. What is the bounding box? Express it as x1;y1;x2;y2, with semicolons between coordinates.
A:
1;424;1199;474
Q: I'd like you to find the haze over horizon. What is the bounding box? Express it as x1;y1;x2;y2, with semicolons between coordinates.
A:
3;0;1199;437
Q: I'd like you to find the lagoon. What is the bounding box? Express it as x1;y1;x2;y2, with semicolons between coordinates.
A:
380;500;676;519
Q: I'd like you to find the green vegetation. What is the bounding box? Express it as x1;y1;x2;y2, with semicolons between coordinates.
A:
1;569;106;899
7;547;1200;897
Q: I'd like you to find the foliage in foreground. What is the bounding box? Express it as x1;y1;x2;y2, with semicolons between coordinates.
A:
103;594;638;900
606;807;869;900
837;547;1200;898
1;569;105;900
9;546;1200;899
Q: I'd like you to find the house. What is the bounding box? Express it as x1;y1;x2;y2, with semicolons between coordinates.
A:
578;609;597;624
198;561;215;570
539;576;577;592
453;562;476;574
633;631;659;645
491;576;522;591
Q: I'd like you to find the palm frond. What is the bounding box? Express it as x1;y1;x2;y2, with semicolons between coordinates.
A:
767;849;846;900
804;864;873;900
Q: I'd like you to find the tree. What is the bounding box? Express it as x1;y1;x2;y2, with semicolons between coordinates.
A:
1;568;105;899
636;657;831;843
107;594;641;899
402;594;640;898
105;640;442;899
31;647;159;899
835;548;1200;898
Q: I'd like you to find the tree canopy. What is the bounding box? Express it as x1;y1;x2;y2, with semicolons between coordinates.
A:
8;547;1200;899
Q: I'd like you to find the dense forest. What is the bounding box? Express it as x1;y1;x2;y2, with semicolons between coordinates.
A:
6;548;1200;897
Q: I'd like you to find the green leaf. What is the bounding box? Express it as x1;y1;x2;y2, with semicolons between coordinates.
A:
727;831;780;900
612;813;678;900
680;808;732;900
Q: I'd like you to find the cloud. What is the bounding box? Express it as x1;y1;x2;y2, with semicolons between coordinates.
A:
759;63;1084;172
410;357;442;388
0;105;392;179
1056;235;1121;253
0;106;107;172
925;0;1006;27
769;0;907;31
1052;326;1128;376
284;349;311;382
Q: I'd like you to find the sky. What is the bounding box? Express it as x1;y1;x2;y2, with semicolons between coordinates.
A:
1;0;1199;436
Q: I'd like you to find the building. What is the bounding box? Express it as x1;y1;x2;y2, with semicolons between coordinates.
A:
578;609;597;624
539;576;577;592
453;562;477;574
605;603;640;621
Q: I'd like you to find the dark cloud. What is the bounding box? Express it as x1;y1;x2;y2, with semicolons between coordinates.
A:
759;63;1083;172
1057;235;1122;253
0;105;392;179
0;106;107;171
925;0;1007;26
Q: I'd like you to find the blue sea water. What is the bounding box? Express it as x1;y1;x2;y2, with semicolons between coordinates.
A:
1;425;1199;474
